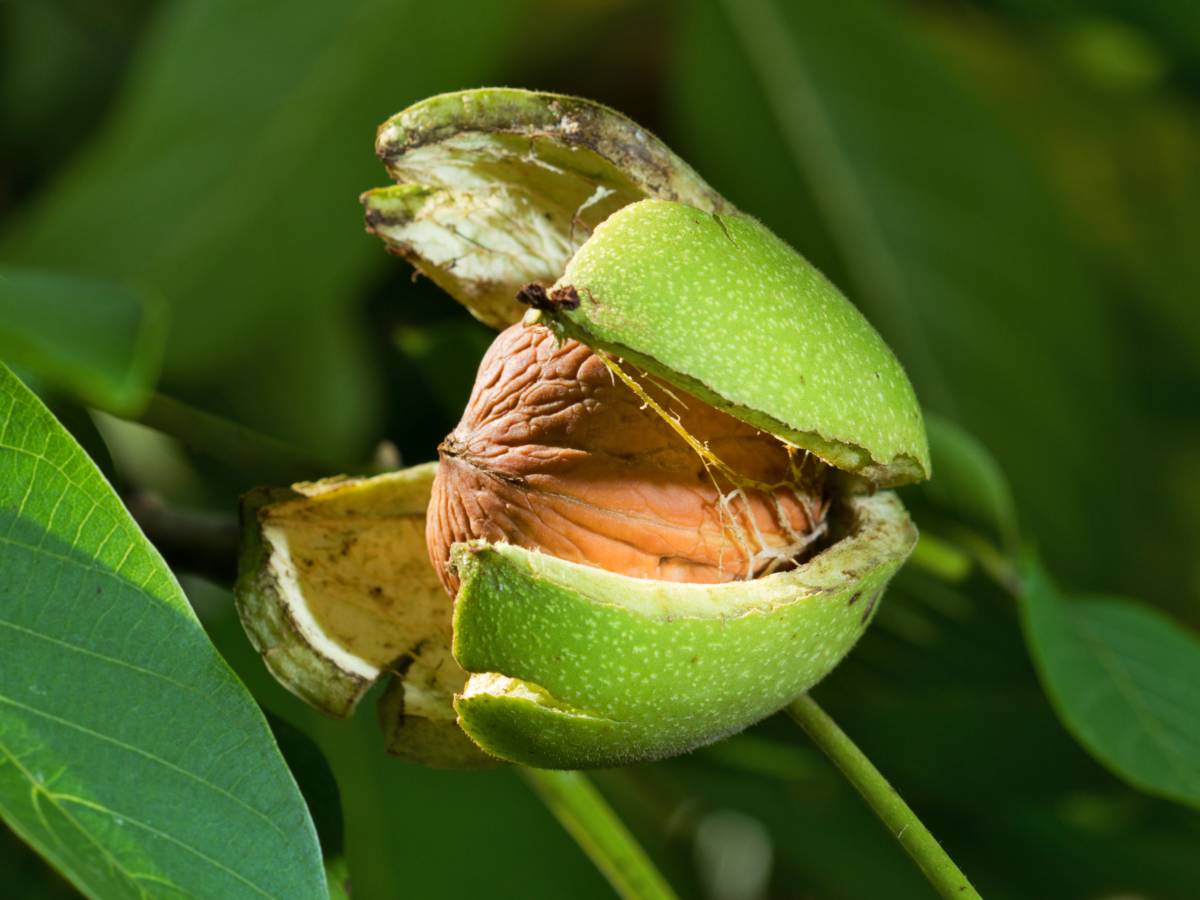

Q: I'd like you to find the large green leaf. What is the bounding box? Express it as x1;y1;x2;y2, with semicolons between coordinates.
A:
672;0;1132;583
0;268;165;415
1020;557;1200;809
0;364;325;898
0;0;528;461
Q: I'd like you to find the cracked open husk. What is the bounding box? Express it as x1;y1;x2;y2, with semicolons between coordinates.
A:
236;88;930;769
235;464;495;768
452;491;915;767
362;89;730;330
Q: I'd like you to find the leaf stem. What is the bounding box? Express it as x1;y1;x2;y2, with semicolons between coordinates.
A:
521;769;679;900
787;695;981;900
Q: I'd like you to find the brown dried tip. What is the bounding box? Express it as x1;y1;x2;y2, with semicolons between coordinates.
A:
515;282;581;312
427;324;830;595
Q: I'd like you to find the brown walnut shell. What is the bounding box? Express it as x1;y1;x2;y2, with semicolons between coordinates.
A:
428;323;830;594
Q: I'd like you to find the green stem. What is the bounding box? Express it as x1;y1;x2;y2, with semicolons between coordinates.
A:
908;531;972;584
521;769;679;900
787;695;982;900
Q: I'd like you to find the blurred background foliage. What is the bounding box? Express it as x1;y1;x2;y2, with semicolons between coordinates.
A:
2;0;1197;897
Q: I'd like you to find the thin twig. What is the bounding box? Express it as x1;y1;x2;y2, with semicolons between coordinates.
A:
787;695;982;900
521;769;679;900
126;492;240;584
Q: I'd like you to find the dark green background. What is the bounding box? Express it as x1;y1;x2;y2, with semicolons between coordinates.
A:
3;0;1197;897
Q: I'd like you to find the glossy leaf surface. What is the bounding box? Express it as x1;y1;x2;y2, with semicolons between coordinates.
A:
1021;558;1200;810
0;365;325;899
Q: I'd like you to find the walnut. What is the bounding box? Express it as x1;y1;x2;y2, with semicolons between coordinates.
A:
428;323;830;594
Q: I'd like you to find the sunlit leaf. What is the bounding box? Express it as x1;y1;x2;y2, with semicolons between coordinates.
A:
0;364;325;898
1020;556;1200;810
0;268;165;415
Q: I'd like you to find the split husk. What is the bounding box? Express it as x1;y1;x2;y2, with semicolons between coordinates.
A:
236;88;929;768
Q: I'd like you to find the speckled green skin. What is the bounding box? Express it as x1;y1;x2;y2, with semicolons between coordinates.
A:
549;200;930;487
453;492;916;768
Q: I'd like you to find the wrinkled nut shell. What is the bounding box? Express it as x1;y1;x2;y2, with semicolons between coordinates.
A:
428;323;829;593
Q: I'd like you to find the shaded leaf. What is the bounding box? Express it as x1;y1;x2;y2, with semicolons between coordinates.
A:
0;0;155;203
393;321;494;424
266;715;343;859
990;796;1200;900
661;750;937;900
135;393;339;483
0;364;325;898
324;858;351;900
1020;556;1200;809
914;11;1200;612
0;0;531;460
1;825;78;900
0;268;165;415
919;413;1020;553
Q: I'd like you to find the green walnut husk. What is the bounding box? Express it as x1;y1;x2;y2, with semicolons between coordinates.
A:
236;88;929;769
547;199;928;487
452;491;914;768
